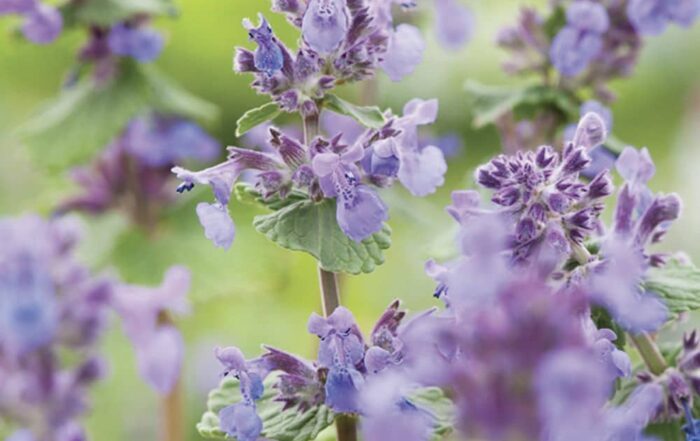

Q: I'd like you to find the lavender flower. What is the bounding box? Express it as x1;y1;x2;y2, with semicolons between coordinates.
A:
113;266;191;395
474;113;611;263
550;1;610;77
627;0;700;35
58;115;218;226
108;22;164;63
0;0;62;44
243;14;285;76
434;0;474;50
301;0;350;55
0;215;112;439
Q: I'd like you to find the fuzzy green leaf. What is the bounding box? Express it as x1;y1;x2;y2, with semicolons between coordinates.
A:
19;62;217;169
197;376;335;441
322;94;386;129
236;102;282;137
465;81;578;128
408;387;455;439
253;199;391;275
644;259;700;314
63;0;176;26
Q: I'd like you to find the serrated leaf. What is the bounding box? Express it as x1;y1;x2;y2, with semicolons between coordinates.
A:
63;0;176;26
19;61;217;169
197;375;335;441
644;259;700;314
322;94;386;129
465;81;578;128
234;182;309;211
236;102;282;137
408;387;455;439
253;199;391;275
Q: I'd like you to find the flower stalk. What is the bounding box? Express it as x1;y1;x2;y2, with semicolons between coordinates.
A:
630;332;668;376
304;109;357;441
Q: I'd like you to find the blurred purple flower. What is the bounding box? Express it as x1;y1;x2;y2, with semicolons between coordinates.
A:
434;0;474;50
108;22;164;63
301;0;350;55
550;1;609;77
113;266;191;395
381;24;425;82
627;0;700;35
21;3;62;44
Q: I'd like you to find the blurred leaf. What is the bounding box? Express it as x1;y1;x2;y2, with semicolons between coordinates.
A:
63;0;177;27
408;387;455;439
197;375;335;441
644;259;700;314
605;134;629;155
543;6;567;39
645;421;684;440
465;81;578;128
236;102;282;137
19;61;217;169
322;94;386;129
253;199;391;275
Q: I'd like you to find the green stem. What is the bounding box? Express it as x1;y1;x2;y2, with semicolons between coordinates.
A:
158;312;184;441
630;332;668;376
335;414;358;441
303;110;357;441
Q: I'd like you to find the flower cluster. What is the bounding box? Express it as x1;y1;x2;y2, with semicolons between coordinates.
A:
237;0;430;115
58;114;219;229
173;98;446;248
0;215;112;440
0;0;62;44
470;112;610;264
212;301;437;441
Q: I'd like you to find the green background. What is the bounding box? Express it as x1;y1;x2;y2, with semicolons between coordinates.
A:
1;0;700;439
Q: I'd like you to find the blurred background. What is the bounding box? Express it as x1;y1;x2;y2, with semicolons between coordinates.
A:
1;0;700;439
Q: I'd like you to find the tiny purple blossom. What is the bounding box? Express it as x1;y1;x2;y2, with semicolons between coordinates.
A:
434;0;474;50
550;1;609;77
380;24;425;82
301;0;350;55
243;14;285;76
108;22;164;62
20;3;62;44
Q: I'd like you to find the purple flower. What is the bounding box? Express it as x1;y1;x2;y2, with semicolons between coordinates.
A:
550;2;609;77
473;114;611;263
589;239;668;333
219;403;263;441
627;0;700;35
434;0;474;50
312;143;389;241
308;307;365;412
113;266;191;394
380;24;425;82
0;0;35;14
108;22;164;63
301;0;350;55
244;14;285;76
21;3;62;44
581;100;613;132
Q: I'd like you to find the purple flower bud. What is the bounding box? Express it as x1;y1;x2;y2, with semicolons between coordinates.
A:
587;170;614;199
634;193;682;247
21;3;62;45
566;1;610;33
581;100;613;132
550;27;603;77
233;48;257;72
573;112;607;150
301;0;349;54
562;146;592;174
516;217;538;243
492;186;521;206
215;346;247;373
546;192;570;213
108;23;164;63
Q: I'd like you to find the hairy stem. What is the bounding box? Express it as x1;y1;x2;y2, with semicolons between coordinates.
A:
158;312;185;441
303;110;357;441
630;332;668;376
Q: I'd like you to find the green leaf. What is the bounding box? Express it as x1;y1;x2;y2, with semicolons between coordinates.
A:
253;199;391;275
408;387;455;439
644;259;700;314
236;102;282;137
591;307;627;350
322;94;386;129
18;62;217;169
464;81;578;128
543;6;567;39
234;183;308;211
197;375;335;441
63;0;176;26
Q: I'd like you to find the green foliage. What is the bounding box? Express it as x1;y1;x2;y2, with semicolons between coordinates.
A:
253;199;391;275
322;94;387;129
62;0;176;27
645;259;700;314
19;62;217;169
591;307;627;350
234;183;308;211
197;375;335;441
408;387;455;439
543;6;567;39
464;81;578;128
236;102;282;137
